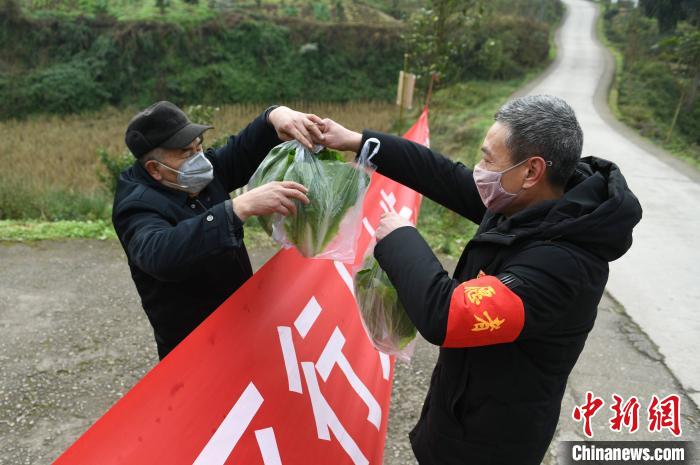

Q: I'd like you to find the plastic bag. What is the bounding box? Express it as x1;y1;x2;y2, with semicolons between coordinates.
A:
354;253;417;362
249;139;378;262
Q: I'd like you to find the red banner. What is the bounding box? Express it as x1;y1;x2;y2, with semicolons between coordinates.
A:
53;108;430;465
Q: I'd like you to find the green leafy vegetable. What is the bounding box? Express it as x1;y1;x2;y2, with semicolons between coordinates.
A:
249;141;370;257
355;256;417;353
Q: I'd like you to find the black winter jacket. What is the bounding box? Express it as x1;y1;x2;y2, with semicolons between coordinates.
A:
361;130;642;465
112;110;281;359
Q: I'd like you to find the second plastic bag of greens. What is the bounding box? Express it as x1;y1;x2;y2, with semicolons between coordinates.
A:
354;254;417;361
248;139;378;262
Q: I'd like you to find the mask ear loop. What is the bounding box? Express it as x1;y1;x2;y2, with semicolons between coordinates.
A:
494;158;529;199
520;158;553;193
155;160;182;175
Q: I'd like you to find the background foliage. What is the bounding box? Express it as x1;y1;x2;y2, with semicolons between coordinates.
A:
602;0;699;166
0;4;405;118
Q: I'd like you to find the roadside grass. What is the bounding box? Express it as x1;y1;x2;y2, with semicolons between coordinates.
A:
0;218;280;245
594;6;631;122
0;220;116;241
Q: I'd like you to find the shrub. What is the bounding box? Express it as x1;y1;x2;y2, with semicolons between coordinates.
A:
25;60;111;114
97;148;133;194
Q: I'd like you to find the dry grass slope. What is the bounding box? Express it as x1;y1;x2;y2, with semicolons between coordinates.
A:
1;101;396;219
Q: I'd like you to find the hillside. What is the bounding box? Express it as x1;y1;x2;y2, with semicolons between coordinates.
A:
0;0;405;118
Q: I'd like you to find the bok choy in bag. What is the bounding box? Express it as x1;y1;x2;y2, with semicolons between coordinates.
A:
248;139;378;262
354;253;417;361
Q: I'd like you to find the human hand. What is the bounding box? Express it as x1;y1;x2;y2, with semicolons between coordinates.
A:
232;181;310;221
376;212;414;241
318;118;362;153
268;106;324;150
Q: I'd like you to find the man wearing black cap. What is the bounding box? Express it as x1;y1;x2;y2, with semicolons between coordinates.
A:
113;101;323;359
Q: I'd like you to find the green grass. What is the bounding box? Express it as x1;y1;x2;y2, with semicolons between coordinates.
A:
0;220;116;241
24;0;221;22
117;1;214;22
595;5;625;120
18;0;405;23
0;217;278;246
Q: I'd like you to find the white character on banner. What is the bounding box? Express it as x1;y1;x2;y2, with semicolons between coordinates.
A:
316;327;382;430
302;362;369;465
363;188;414;237
192;383;283;465
275;296;384;465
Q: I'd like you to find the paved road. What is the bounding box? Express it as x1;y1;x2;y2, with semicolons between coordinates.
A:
518;0;700;410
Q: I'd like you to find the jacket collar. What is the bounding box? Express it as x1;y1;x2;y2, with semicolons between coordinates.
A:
471;198;558;246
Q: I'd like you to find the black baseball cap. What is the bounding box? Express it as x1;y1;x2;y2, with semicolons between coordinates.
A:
125;101;213;158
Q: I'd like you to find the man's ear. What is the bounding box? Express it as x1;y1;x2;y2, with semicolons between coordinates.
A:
522;156;548;189
144;159;163;181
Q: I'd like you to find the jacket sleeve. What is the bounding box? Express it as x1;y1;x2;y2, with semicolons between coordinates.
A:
374;226;583;347
114;200;244;282
359;130;486;225
208;108;282;193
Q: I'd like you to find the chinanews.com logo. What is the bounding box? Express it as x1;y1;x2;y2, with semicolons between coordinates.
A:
559;391;695;465
560;442;693;464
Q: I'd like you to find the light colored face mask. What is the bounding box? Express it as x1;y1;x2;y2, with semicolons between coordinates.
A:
157;151;214;194
472;158;529;212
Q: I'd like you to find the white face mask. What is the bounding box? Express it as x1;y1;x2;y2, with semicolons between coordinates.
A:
157;151;214;194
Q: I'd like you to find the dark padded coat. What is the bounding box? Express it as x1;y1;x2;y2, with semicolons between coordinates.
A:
113;110;281;359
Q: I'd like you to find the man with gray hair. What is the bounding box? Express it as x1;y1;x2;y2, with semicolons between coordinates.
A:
319;95;642;464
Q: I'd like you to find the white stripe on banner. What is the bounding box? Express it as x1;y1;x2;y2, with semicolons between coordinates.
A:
379;352;390;381
362;217;376;237
277;326;303;394
254;428;283;465
398;206;413;220
192;382;263;465
334;261;355;297
294;297;322;338
301;362;369;465
316;328;381;430
380;190;397;213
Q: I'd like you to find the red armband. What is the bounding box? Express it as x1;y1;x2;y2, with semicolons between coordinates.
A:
442;275;525;348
